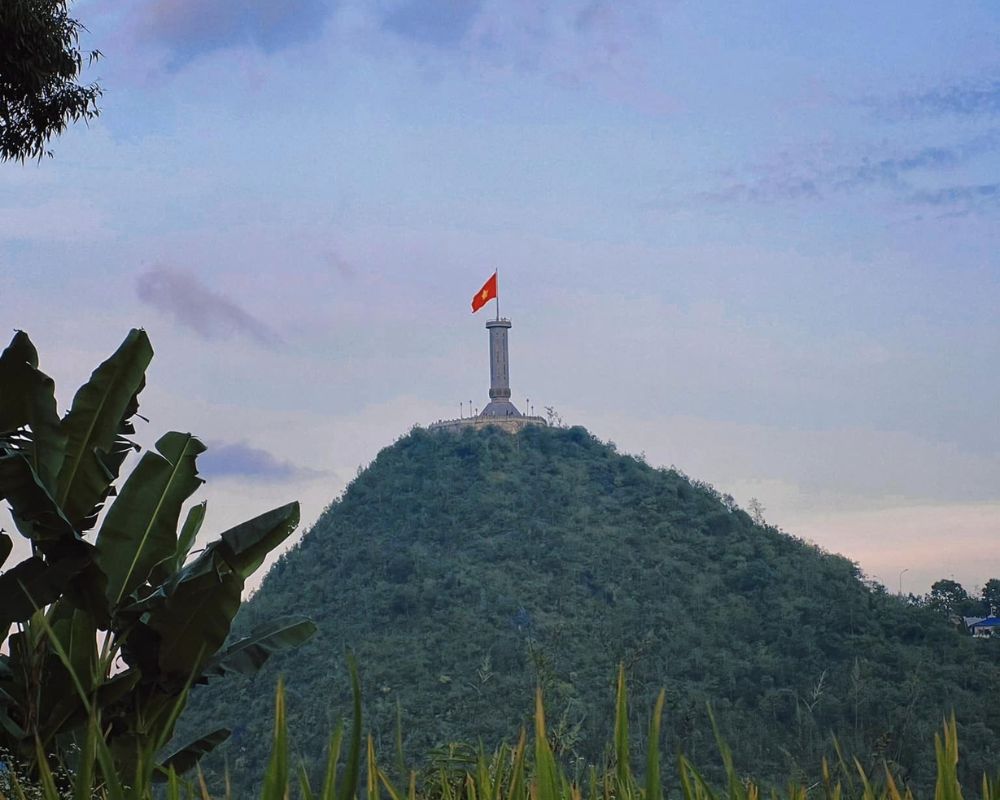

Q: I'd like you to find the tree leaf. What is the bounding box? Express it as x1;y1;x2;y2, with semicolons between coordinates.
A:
175;500;206;571
219;501;300;579
55;329;152;531
155;728;231;779
146;545;244;679
0;449;76;543
37;606;99;747
143;502;299;680
0;531;11;569
149;500;206;587
0;554;89;628
0;330;66;491
201;616;317;680
0;330;40;431
96;431;205;607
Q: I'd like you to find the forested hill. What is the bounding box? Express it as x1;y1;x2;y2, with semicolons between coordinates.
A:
178;424;1000;794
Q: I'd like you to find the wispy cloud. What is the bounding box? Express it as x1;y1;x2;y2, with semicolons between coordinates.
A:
906;182;1000;215
382;0;484;47
880;79;1000;119
695;133;1000;208
200;441;320;482
377;1;673;114
836;146;962;189
136;266;282;346
134;0;332;63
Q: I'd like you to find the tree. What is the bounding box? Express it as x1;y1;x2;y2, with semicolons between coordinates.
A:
927;578;979;616
0;0;101;162
982;578;1000;616
747;497;766;526
0;329;314;781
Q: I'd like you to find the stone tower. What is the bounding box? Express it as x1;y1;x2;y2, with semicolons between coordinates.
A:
428;312;544;433
481;318;521;418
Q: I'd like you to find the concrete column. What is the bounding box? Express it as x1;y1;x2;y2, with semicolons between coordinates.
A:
486;318;511;400
481;318;521;418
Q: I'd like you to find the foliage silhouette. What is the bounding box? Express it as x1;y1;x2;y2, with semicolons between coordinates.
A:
0;329;314;781
0;0;101;161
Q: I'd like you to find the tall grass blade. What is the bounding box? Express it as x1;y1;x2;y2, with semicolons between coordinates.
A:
93;713;128;800
852;758;875;800
885;763;904;800
166;767;182;800
533;688;560;800
300;760;316;800
508;728;527;800
707;705;741;800
394;701;407;784
613;664;630;794
32;738;61;800
476;747;493;800
367;735;379;800
8;771;31;800
73;710;98;800
261;676;290;800
320;724;345;800
336;653;363;800
646;689;666;800
934;715;963;800
378;767;404;800
197;765;213;800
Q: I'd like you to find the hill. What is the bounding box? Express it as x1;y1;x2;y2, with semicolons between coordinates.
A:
177;424;1000;793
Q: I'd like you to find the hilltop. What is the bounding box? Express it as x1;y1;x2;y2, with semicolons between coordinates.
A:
177;424;1000;794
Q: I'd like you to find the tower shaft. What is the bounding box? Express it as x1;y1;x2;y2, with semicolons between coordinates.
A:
481;318;521;417
487;319;511;400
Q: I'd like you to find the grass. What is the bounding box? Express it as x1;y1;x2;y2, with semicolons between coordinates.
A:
0;661;995;800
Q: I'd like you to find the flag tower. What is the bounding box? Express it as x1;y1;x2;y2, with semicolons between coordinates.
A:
429;271;545;432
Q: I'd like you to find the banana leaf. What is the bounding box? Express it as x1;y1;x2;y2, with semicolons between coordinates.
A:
219;501;300;579
0;448;76;543
0;331;66;491
96;431;205;606
200;616;316;679
55;328;152;531
150;500;207;586
0;553;90;628
146;544;245;678
155;728;231;779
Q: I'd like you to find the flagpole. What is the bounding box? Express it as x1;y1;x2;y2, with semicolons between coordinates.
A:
496;269;500;321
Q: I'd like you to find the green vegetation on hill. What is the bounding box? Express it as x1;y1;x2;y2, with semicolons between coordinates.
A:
177;424;1000;795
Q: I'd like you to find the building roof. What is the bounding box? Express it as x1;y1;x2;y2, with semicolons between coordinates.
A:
971;616;1000;628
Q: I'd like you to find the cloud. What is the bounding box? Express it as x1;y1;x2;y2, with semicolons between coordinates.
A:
697;175;822;205
375;1;673;114
907;182;1000;207
135;0;332;62
882;79;1000;119
136;266;282;346
199;441;316;481
836;146;962;189
382;0;484;47
695;133;1000;207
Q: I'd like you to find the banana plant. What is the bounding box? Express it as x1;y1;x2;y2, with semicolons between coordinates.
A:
0;329;316;779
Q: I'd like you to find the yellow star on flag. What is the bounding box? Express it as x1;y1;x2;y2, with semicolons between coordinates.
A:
471;271;498;313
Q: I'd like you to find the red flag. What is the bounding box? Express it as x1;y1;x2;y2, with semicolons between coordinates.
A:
471;271;498;313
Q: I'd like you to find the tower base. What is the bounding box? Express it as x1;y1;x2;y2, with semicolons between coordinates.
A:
428;414;547;434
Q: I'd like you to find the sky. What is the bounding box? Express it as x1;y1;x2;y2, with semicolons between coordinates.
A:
3;0;999;597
